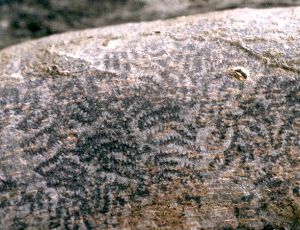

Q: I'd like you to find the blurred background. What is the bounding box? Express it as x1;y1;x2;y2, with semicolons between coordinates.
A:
1;0;300;50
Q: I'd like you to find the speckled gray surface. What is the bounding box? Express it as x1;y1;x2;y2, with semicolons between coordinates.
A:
0;7;300;229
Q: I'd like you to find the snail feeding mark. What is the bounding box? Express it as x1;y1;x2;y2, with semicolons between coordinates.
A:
228;66;250;81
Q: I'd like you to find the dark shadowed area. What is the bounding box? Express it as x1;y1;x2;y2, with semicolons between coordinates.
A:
1;0;300;49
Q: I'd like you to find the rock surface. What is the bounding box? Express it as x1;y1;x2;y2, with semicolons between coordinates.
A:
1;0;300;49
1;7;300;229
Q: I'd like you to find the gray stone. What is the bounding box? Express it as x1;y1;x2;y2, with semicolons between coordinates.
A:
0;7;300;229
1;0;300;49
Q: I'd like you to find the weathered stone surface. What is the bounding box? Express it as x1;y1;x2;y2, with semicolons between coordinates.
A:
0;7;300;229
1;0;300;49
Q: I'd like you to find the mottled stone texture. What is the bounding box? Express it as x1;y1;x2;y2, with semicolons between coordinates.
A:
0;7;300;229
1;0;300;49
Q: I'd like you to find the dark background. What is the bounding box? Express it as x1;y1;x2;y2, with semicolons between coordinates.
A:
1;0;300;50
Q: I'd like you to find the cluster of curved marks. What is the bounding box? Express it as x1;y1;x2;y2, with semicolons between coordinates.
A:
0;6;300;229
